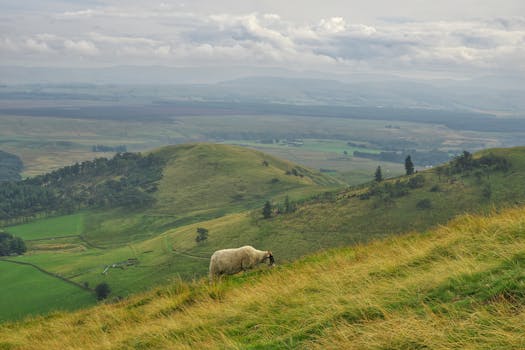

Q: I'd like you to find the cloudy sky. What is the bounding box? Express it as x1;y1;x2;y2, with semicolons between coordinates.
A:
1;0;524;79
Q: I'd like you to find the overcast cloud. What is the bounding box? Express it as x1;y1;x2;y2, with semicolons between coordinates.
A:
0;0;524;79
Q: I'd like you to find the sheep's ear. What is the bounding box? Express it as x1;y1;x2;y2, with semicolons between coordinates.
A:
267;251;272;256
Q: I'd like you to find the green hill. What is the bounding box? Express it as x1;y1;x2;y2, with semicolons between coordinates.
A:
1;145;525;322
82;143;341;246
0;144;340;319
2;205;525;349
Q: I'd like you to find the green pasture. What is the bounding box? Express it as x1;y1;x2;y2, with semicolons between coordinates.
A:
6;213;85;240
0;261;95;321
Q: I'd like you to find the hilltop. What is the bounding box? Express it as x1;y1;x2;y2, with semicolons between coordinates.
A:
1;143;340;244
2;205;525;349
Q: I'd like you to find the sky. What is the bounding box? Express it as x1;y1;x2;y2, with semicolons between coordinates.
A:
0;0;524;80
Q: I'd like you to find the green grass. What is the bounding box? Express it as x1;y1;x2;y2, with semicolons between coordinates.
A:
224;138;404;185
78;144;340;246
5;213;85;240
2;145;525;322
2;206;525;348
0;261;95;321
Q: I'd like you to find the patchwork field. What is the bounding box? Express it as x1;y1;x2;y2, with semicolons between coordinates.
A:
1;112;520;183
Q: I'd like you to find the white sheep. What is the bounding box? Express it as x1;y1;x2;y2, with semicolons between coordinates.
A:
209;245;274;281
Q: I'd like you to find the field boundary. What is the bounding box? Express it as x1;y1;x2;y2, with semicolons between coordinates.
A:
0;258;94;293
25;234;79;242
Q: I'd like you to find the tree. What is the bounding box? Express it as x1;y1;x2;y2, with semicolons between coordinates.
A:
405;155;414;176
95;282;111;300
375;166;383;182
482;183;492;199
262;201;272;219
9;237;26;255
196;227;209;243
283;195;296;213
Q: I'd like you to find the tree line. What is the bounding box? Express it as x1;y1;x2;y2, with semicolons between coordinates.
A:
0;152;166;222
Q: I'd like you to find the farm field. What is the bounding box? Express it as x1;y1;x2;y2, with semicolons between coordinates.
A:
1;112;520;182
6;213;85;241
0;261;95;321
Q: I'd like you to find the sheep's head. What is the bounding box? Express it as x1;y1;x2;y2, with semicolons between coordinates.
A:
267;251;275;267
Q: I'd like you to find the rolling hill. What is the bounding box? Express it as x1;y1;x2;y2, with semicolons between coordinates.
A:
2;204;525;349
1;145;525;322
0;144;340;320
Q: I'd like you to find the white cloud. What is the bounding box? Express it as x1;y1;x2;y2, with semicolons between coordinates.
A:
1;4;524;78
88;32;161;46
63;40;99;56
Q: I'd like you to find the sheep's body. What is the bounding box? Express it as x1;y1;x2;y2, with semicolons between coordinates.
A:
209;245;273;280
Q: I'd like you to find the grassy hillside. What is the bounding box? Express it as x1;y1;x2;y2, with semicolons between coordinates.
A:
2;146;525;321
2;206;525;348
0;144;339;320
81;143;341;246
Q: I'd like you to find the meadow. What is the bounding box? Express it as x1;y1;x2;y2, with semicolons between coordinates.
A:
2;205;525;348
6;213;84;241
0;261;95;321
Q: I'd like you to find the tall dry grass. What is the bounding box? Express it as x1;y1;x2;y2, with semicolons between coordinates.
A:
2;207;525;349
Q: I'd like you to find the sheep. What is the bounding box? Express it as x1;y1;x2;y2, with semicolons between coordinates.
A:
209;245;274;281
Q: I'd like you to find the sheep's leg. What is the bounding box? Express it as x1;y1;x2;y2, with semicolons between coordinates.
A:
241;258;249;271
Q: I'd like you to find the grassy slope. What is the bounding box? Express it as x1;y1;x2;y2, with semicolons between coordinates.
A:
4;147;525;307
2;206;525;349
82;143;341;246
0;144;339;319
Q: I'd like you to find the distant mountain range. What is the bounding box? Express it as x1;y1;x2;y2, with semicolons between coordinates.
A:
1;66;524;116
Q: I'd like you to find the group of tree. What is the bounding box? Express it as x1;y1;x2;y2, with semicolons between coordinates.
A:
262;195;297;219
0;152;166;221
362;174;426;202
355;149;451;167
373;155;414;182
449;151;510;174
0;231;26;256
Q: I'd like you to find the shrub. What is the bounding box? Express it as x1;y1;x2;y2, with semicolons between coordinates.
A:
429;185;441;192
196;227;209;243
408;174;425;189
95;282;111;300
262;201;272;219
416;198;432;209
